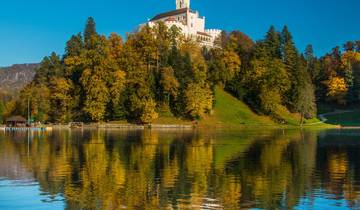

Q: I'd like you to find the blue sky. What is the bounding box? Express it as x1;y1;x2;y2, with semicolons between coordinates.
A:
0;0;359;67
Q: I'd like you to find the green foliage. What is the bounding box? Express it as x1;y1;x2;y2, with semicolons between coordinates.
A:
84;17;97;46
265;26;282;58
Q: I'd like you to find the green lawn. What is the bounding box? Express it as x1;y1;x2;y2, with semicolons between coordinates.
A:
200;87;330;128
200;88;275;126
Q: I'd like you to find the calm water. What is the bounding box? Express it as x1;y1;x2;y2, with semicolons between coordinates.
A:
0;128;360;209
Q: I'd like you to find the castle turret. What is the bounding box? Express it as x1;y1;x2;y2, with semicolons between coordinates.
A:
176;0;190;9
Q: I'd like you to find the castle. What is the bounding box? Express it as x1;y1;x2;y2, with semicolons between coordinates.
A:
145;0;222;47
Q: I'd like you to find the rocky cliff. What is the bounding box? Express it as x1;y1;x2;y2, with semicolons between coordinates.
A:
0;64;38;95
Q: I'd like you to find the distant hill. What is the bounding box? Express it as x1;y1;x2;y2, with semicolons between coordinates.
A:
0;64;38;95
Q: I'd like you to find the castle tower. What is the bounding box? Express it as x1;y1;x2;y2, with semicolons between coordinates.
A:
176;0;190;9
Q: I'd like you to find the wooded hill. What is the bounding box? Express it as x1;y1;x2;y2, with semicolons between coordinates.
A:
0;17;359;125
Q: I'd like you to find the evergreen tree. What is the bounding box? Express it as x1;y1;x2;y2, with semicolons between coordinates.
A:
34;53;63;85
344;41;355;52
265;26;282;58
84;17;97;46
281;26;300;110
65;33;84;57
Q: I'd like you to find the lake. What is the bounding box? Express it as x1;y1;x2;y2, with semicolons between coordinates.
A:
0;128;359;209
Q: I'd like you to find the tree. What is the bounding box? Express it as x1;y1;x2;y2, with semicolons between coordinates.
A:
84;17;97;46
65;33;84;57
81;67;110;121
140;98;158;124
304;44;322;84
34;53;63;85
251;58;290;115
281;26;301;110
108;70;126;120
78;35;112;121
327;76;348;105
184;83;213;119
49;78;73;123
297;80;317;125
159;66;179;104
265;26;282;58
107;33;126;120
208;48;241;86
295;58;317;123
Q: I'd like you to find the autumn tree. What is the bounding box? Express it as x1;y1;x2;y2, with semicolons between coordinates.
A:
122;37;157;122
49;78;73;123
107;33;126;120
208;48;241;86
184;83;213;119
327;76;348;105
159;66;179;106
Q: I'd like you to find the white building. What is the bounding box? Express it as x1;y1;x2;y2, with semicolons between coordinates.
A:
145;0;222;47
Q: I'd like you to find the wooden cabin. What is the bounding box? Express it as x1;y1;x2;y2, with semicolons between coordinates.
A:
6;116;27;127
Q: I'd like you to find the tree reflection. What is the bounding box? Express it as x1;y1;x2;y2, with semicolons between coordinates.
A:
0;129;359;209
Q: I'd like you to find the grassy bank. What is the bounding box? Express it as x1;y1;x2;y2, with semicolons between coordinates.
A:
200;88;275;127
99;88;334;129
198;88;335;128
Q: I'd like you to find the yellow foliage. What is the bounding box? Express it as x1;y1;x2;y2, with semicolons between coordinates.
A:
140;98;159;124
327;76;348;104
185;83;213;119
341;51;360;70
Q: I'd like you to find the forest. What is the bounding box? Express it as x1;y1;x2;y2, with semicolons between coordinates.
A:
0;17;359;124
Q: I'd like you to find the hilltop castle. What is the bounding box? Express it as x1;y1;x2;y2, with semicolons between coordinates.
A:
145;0;221;47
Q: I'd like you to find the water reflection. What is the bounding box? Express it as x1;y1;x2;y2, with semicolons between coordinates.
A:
0;129;360;209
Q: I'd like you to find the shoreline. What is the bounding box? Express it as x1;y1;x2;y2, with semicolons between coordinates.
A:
0;122;351;131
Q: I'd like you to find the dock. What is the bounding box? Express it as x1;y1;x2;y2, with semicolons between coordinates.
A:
1;127;52;132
